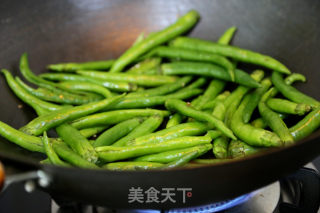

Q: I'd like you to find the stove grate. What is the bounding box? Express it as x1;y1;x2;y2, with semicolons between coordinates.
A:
166;193;253;213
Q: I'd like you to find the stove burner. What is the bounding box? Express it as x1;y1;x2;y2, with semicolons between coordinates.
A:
166;193;253;213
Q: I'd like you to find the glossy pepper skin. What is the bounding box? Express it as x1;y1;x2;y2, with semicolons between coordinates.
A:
165;99;236;140
56;123;99;163
48;59;115;72
110;10;200;73
16;77;102;105
290;106;320;141
71;109;170;129
162;62;260;88
112;115;163;147
40;73;137;92
272;72;319;108
258;90;294;145
20;94;124;136
0;121;98;169
42;131;69;167
58;81;113;98
77;71;178;87
126;122;209;146
96;135;211;162
93;118;143;147
267;98;311;116
230;95;283;147
228;140;262;158
1;69;63;115
146;46;235;81
170;36;291;74
134;144;212;163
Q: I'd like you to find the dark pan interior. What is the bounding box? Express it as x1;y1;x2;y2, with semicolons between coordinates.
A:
0;0;319;208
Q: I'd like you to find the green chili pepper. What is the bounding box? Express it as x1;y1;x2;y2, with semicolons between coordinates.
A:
40;73;137;92
131;32;145;47
165;99;236;140
212;136;229;159
71;109;170;129
179;77;207;91
127;58;162;75
112;115;163;147
127;76;192;98
222;70;265;125
160;151;198;169
206;130;222;140
20;53;100;99
217;26;237;44
170;37;291;74
284;73;306;85
0;120;44;153
192;158;232;164
93;118;143;147
251;114;287;129
166;113;184;128
272;72;319;108
230;95;282;147
79;126;109;138
58;81;113;98
0;121;98;169
194;79;226;110
20;94;124;136
42;131;69;167
96;135;211;162
103;161;164;170
77;71;178;87
202;91;230;110
16;77;102;105
56;123;99;163
161;62;261;88
134;144;212;163
258;90;294;145
267;98;311;116
110;10;199;73
242;78;272;123
1;69;62;115
251;118;267;129
127;122;208;146
228;140;263;158
290;106;320;141
52;142;99;169
250;72;307;125
48;59;115;72
107;88;202;110
146;46;235;81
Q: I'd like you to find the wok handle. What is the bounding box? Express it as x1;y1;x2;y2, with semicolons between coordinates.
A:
0;160;50;193
0;162;4;191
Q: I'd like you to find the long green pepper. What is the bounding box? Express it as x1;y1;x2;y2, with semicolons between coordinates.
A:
93;118;143;147
110;10;200;73
71;109;170;129
134;144;212;163
161;62;260;88
112;115;163;147
127;122;209;146
20;94;124;136
96;135;211;162
165;99;236;140
170;37;291;74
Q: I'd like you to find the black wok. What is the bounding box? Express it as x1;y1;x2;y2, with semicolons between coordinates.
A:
0;0;319;209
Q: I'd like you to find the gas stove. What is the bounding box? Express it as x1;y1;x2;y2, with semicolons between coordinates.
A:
1;164;319;213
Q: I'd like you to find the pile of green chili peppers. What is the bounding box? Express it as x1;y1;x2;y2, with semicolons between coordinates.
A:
0;10;319;170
